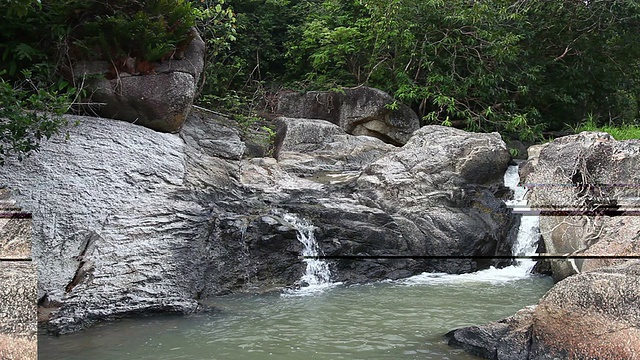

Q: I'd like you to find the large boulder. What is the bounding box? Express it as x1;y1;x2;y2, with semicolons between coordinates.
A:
263;123;516;279
273;117;397;176
276;86;421;145
0;115;204;333
522;132;640;281
446;261;640;360
67;31;205;133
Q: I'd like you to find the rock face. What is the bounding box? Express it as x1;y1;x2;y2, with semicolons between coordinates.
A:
0;191;37;359
522;132;640;281
449;133;640;359
446;261;640;360
276;86;421;145
69;31;205;133
0;111;514;334
274;117;396;176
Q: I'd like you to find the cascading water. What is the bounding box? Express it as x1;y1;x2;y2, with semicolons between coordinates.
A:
503;163;540;273
403;163;542;285
280;212;337;296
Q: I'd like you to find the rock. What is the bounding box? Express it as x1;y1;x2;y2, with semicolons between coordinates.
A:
351;125;514;271
445;306;535;360
0;193;37;359
521;132;640;281
274;117;396;176
0;189;31;259
447;261;640;360
517;143;546;184
0;115;204;333
0;262;37;360
276;86;420;145
506;140;528;160
0;110;516;333
70;31;205;133
450;132;640;360
267;122;515;279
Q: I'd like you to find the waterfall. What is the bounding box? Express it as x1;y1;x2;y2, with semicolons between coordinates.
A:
402;163;542;285
504;165;540;272
280;212;337;296
503;164;540;273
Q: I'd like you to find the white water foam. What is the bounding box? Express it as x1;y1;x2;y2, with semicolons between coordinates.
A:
280;213;340;297
402;164;541;286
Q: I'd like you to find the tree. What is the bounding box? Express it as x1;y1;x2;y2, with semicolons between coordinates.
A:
285;0;640;141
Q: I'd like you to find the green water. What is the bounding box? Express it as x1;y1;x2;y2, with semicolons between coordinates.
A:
39;272;553;360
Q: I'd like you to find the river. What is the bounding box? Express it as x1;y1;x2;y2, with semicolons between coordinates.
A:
39;165;553;359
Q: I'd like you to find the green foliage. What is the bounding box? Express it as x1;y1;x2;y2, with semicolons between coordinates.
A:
575;116;640;140
195;0;304;97
281;0;640;141
69;0;196;63
192;0;237;96
0;76;69;164
285;0;372;88
2;0;41;17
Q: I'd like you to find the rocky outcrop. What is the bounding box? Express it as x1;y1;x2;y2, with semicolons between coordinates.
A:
522;132;640;281
449;132;640;359
68;31;205;133
0;110;514;334
274;117;396;176
446;261;640;360
276;86;420;145
252;123;515;282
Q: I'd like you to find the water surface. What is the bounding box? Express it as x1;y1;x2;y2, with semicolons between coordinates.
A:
40;274;552;360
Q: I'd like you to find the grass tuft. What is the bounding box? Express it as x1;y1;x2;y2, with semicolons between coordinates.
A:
576;119;640;140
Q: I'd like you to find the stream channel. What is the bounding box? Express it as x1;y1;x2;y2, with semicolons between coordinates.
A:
39;165;554;359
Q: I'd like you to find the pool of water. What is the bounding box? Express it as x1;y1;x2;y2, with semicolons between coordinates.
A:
39;272;552;360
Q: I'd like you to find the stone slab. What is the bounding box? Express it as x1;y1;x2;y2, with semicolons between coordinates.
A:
0;189;31;259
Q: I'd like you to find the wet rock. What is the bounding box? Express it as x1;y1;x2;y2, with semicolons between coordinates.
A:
522;132;640;281
447;261;640;360
262;123;516;280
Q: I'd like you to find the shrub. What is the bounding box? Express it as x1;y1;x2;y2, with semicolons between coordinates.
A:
0;76;69;164
69;0;196;64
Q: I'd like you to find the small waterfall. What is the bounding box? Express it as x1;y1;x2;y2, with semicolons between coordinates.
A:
402;163;542;285
504;164;540;273
280;213;337;296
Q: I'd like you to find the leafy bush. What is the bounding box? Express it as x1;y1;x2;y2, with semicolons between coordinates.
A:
69;0;196;63
0;75;70;164
192;0;237;96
